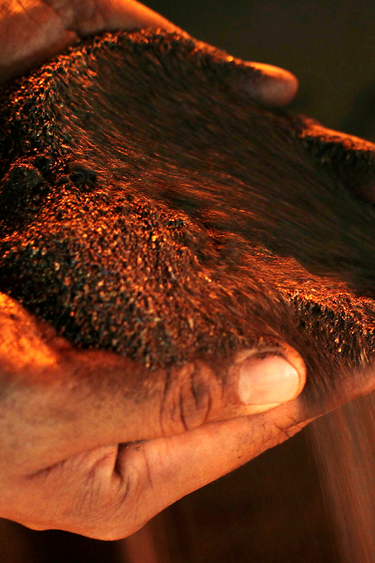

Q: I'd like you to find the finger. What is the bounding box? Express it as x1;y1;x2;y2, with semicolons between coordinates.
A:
68;0;186;35
2;323;306;471
2;398;312;538
242;62;299;107
0;0;180;86
0;0;298;109
0;0;76;86
74;0;298;106
110;402;313;539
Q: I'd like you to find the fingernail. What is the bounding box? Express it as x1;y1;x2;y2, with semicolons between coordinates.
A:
243;62;299;107
238;352;301;405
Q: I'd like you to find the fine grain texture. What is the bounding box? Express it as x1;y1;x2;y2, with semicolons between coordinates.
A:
1;30;375;407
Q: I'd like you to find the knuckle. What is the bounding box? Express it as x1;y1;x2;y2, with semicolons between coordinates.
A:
160;360;222;435
71;445;145;541
3;445;146;541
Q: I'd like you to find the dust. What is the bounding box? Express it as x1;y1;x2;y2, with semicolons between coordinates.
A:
310;393;375;562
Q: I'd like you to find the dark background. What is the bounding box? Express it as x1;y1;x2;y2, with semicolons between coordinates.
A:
148;0;375;142
2;1;375;562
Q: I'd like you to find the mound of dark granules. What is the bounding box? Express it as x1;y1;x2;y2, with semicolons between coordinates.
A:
1;30;375;402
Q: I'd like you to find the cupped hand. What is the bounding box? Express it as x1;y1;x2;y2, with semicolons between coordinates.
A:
0;293;309;538
2;292;374;540
0;0;298;105
0;0;308;540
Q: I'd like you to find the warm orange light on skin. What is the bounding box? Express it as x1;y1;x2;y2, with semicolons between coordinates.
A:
0;293;58;382
0;0;181;86
2;0;375;542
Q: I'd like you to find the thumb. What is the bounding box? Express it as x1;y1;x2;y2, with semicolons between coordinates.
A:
241;62;299;107
7;339;305;471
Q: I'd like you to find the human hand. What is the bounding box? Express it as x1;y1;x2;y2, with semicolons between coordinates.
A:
0;0;308;540
0;0;298;105
2;289;375;540
0;293;310;538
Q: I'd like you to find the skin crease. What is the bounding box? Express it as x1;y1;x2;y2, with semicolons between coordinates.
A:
0;292;310;538
0;0;374;541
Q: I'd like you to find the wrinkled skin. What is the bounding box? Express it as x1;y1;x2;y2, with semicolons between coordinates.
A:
1;0;373;543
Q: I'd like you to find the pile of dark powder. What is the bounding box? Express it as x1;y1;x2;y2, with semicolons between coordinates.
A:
0;29;375;403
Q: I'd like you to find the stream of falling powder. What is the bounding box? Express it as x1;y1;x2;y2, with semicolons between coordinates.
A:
309;392;375;563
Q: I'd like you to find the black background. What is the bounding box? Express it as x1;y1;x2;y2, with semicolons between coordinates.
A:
147;0;375;142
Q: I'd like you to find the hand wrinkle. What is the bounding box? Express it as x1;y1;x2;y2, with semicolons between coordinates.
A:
41;0;97;31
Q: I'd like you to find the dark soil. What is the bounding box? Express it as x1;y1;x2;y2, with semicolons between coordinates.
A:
1;30;375;407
